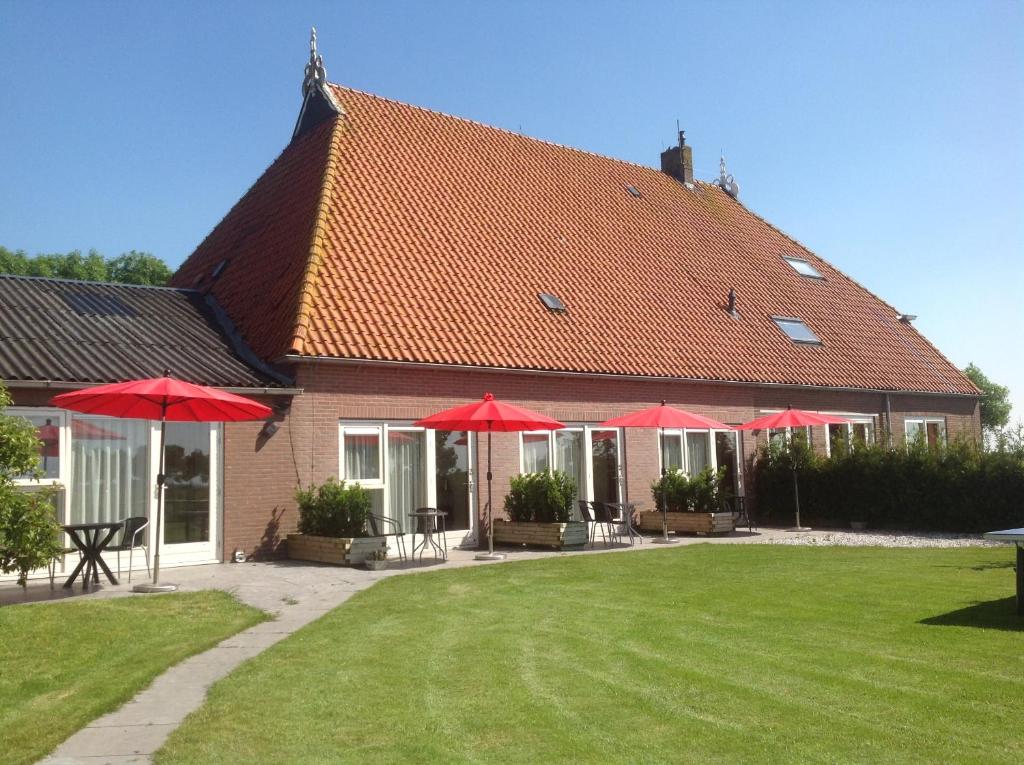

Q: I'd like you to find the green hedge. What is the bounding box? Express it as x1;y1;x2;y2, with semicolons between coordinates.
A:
505;471;576;523
753;438;1024;532
651;467;730;513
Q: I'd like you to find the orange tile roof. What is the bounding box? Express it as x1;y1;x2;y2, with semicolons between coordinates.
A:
171;84;978;396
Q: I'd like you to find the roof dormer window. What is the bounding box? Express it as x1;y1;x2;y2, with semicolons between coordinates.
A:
782;256;824;280
772;316;821;345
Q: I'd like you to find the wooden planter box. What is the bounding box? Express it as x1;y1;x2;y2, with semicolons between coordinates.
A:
286;534;385;566
637;511;735;535
492;520;588;550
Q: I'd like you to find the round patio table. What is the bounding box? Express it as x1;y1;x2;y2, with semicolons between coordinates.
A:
62;521;123;589
605;501;644;545
409;509;447;562
983;528;1024;616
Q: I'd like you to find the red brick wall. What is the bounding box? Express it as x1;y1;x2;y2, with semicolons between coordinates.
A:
5;373;980;560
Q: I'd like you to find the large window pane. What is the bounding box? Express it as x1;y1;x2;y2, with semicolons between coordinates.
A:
522;433;550;473
591;429;619;504
829;424;849;455
555;430;586;514
686;431;710;474
661;433;683;472
71;416;149;526
344;429;381;482
12;413;61;481
714;431;739;495
435;430;470;532
163;423;211;545
388;430;425;534
926;421;946;448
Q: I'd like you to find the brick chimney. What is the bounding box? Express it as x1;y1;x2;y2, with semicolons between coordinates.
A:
660;130;694;186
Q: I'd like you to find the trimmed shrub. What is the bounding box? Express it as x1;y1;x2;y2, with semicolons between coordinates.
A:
652;467;729;513
295;478;372;538
505;471;576;523
753;438;1024;532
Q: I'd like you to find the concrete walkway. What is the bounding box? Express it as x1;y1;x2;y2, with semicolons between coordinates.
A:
33;529;781;764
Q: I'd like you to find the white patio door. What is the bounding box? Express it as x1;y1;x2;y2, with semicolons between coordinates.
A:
156;422;221;566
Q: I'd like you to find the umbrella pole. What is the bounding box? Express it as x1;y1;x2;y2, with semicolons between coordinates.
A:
134;407;178;592
788;467;810;532
652;426;679;545
475;425;505;561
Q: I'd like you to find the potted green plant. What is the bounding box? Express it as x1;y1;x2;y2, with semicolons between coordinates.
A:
493;470;587;550
638;467;736;535
363;546;388;571
286;478;385;565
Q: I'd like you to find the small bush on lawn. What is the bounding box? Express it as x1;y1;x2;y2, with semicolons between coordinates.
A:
652;467;729;513
753;436;1024;532
295;478;372;538
505;471;576;523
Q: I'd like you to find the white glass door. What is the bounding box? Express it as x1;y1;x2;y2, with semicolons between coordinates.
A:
159;422;220;564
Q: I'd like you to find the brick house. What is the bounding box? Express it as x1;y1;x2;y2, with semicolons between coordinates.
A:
3;38;979;568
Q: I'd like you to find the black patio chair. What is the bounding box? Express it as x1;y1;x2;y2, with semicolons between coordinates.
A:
577;500;596;546
367;513;408;562
107;516;150;583
592;502;622;547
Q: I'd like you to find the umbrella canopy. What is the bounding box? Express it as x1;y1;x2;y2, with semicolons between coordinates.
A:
599;401;732;431
51;372;272;590
414;392;564;432
735;407;849;431
414;393;564;561
51;376;271;422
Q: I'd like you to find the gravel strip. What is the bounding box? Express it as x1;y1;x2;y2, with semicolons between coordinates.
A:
763;529;998;548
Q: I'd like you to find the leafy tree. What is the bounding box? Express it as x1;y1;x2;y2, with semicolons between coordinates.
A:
0;245;172;286
0;384;63;588
963;363;1012;432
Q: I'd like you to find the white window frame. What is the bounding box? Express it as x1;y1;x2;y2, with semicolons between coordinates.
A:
339;424;385;487
904;417;947;447
518;425;623;504
8;407;68;489
823;414;878;457
338;422;477;541
782;255;825;280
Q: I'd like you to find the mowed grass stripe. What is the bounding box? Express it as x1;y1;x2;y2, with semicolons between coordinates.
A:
156;545;1022;765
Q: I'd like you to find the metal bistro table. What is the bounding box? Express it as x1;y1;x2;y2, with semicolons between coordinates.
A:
606;502;644;545
62;521;124;589
983;528;1024;617
409;509;448;562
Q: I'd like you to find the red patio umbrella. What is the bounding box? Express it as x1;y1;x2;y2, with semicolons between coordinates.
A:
736;406;849;531
599;401;733;544
52;371;272;591
415;393;564;561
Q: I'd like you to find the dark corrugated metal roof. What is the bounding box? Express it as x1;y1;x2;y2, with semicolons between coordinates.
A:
0;275;291;388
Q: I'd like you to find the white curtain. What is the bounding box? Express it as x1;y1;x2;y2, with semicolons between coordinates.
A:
388;431;424;534
70;416;149;525
686;431;711;474
555;430;586;516
345;431;381;481
522;433;550;473
661;433;683;472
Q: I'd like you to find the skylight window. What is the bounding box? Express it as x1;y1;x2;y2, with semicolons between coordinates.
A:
782;256;824;280
772;316;821;345
625;185;642;198
538;292;566;313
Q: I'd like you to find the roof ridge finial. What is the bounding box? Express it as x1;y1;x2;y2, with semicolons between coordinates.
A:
715;152;740;199
302;26;327;97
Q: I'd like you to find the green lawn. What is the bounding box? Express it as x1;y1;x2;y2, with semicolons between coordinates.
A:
0;591;266;765
157;546;1022;765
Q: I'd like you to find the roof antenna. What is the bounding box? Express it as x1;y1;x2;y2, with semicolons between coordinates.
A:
302;27;327;97
715;153;740;199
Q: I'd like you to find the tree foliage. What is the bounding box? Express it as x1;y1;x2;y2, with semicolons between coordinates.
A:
0;245;172;286
962;363;1012;432
0;384;63;587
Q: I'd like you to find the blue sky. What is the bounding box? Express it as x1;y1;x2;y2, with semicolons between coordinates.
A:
2;1;1021;418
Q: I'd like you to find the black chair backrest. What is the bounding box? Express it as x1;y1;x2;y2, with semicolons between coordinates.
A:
122;516;148;546
577;500;594;523
366;513;382;536
593;503;613;523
